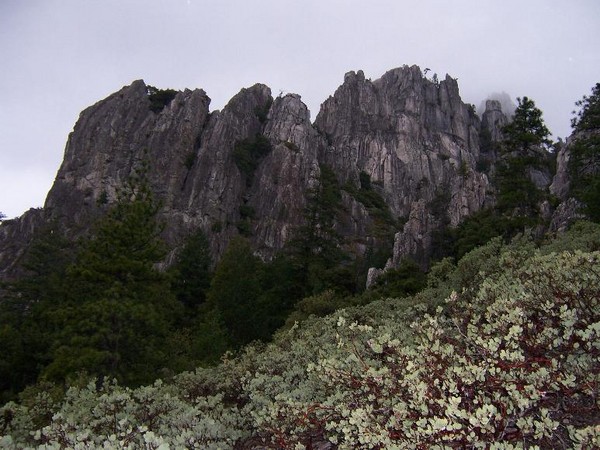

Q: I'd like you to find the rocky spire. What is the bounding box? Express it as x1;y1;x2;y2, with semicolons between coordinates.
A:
481;99;508;143
1;65;499;279
316;65;489;268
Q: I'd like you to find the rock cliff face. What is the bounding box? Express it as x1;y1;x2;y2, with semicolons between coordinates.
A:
41;80;324;264
550;128;600;201
316;67;488;224
550;141;571;200
316;66;490;267
550;125;600;229
0;208;46;280
481;99;509;143
1;65;498;280
45;80;211;228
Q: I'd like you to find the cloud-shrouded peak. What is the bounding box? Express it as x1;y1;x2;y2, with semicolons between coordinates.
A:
478;92;517;119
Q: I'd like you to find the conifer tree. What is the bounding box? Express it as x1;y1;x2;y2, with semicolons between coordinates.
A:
41;173;181;386
206;236;266;346
572;83;600;131
496;96;551;215
287;164;349;296
502;96;551;151
171;228;212;310
0;223;72;401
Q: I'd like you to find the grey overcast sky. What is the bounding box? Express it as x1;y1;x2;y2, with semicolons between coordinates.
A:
1;0;599;219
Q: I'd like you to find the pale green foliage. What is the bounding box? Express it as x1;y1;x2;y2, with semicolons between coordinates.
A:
1;378;247;449
540;220;600;254
1;235;599;448
250;250;599;448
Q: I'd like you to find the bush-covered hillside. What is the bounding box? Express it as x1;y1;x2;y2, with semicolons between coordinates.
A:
1;82;599;449
1;224;599;449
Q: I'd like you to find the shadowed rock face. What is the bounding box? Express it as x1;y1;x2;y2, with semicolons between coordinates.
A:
2;65;499;279
315;66;490;267
45;80;213;220
317;67;488;221
0;208;46;280
550;127;600;201
549;123;600;231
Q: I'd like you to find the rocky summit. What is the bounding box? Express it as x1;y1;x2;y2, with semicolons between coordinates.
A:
1;64;539;280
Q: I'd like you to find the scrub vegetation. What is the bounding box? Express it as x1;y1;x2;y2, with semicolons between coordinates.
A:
1;84;599;448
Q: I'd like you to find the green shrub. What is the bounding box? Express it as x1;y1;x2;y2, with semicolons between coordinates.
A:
283;140;299;152
147;86;178;113
371;258;427;299
236;219;251;236
253;98;272;124
271;251;599;448
284;290;349;327
359;171;371;190
232;134;272;185
184;151;196;169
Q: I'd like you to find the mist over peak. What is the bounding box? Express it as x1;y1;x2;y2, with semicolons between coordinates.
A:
478;92;517;118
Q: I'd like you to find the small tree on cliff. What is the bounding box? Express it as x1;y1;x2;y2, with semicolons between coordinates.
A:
503;96;551;151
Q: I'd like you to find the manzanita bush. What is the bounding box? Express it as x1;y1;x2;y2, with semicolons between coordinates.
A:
1;232;599;449
259;250;599;448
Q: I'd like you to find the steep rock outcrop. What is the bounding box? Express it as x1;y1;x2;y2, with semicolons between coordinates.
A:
478;99;508;177
551;128;600;201
173;84;274;259
1;65;501;280
550;124;600;227
549;197;586;233
0;209;47;280
252;94;322;254
44;80;211;232
315;65;490;267
481;99;508;143
550;141;571;200
31;80;324;264
389;199;435;270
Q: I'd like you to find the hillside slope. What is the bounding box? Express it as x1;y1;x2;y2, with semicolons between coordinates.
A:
1;224;599;448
